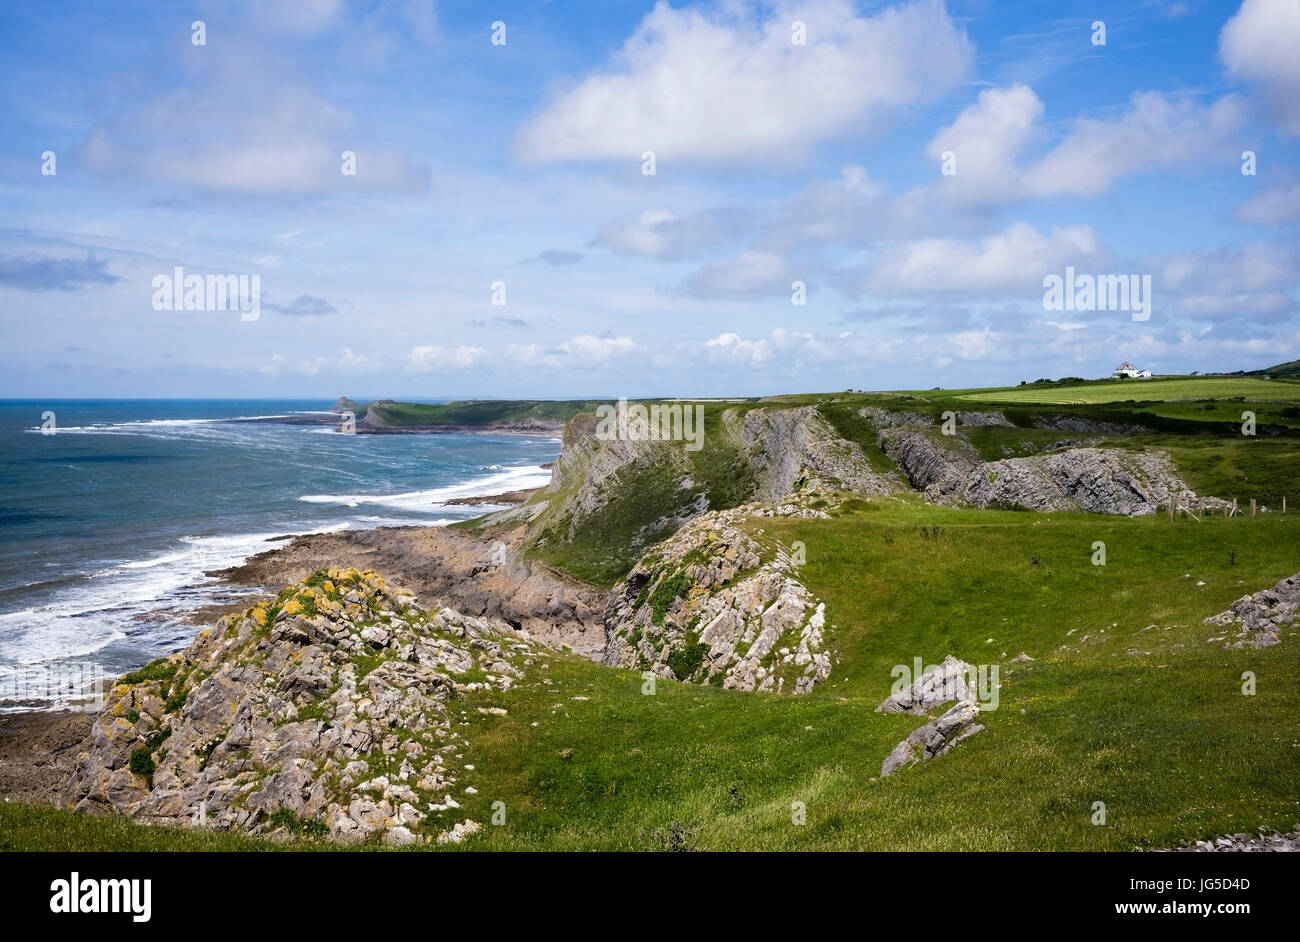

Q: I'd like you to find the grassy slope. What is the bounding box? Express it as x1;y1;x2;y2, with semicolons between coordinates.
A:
519;403;761;587
368;399;607;427
7;499;1298;851
955;376;1300;405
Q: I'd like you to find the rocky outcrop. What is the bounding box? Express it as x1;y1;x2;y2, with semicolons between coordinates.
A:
877;656;984;777
65;568;528;845
737;407;899;500
224;526;607;657
1204;572;1300;648
877;428;982;494
603;508;833;694
880;701;984;778
879;425;1216;515
858;406;933;429
876;655;976;715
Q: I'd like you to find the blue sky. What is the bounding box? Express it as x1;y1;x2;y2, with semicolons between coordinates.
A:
1;0;1297;398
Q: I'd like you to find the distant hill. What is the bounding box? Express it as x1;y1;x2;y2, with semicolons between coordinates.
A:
1250;359;1300;379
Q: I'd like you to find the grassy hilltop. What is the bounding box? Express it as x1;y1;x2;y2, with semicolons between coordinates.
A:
6;370;1300;851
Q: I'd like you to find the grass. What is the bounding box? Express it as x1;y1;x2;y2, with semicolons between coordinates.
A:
366;399;606;427
956;376;1300;405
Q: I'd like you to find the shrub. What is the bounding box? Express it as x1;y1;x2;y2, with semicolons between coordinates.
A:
667;642;709;680
119;659;177;686
128;747;155;782
648;572;692;625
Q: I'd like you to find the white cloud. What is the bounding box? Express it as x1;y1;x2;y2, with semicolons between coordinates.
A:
516;0;973;164
81;53;429;194
407;344;488;372
678;251;795;300
926;86;1245;206
926;84;1044;204
560;334;636;363
595;208;752;260
704;331;773;364
701;328;834;366
1220;0;1300;135
1023;91;1246;198
508;335;637;369
1158;240;1299;321
1237;182;1300;226
866;222;1103;296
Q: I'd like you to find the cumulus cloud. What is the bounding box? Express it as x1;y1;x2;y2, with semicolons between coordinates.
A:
516;0;973;164
1220;0;1300;136
926;84;1044;204
407;344;488;372
864;222;1103;297
508;334;637;369
763;165;894;248
926;86;1245;206
1158;240;1299;322
702;328;834;366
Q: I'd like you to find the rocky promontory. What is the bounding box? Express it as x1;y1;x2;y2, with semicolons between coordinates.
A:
65;568;532;845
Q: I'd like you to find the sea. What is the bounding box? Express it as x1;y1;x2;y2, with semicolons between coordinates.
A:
0;399;560;710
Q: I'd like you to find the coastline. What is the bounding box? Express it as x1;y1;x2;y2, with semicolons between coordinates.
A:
0;481;563;808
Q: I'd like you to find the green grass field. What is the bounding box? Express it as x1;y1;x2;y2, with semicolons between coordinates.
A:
955;376;1300;405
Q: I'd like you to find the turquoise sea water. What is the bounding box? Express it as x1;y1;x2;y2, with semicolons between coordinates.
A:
0;399;559;707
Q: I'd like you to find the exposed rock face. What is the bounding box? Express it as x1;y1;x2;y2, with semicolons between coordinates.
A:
877;656;984;777
858;406;933;429
737;406;899;500
1204;572;1300;648
1032;415;1148;435
879;425;1216;515
878;428;981;495
224;526;606;657
602;508;833;694
539;412;690;540
958;411;1014;427
876;655;975;715
880;701;984;778
65;568;527;845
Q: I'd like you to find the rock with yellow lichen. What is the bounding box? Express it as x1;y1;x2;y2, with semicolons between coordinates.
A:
65;567;532;846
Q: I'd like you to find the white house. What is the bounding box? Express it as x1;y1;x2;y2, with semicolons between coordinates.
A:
1113;362;1153;379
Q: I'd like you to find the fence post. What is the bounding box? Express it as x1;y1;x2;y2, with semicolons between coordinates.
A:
1250;498;1257;519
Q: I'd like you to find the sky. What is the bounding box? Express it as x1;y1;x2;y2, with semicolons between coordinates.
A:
0;0;1298;399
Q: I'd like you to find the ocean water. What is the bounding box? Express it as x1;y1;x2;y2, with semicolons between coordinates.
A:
0;400;559;709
